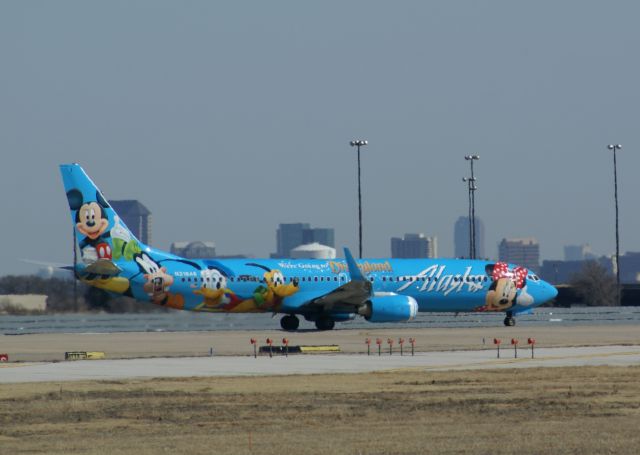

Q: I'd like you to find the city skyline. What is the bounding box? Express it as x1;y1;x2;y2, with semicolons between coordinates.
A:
2;2;640;276
454;216;486;260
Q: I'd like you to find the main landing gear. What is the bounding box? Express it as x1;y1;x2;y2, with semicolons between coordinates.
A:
504;311;516;327
280;314;336;331
314;316;335;331
280;314;300;331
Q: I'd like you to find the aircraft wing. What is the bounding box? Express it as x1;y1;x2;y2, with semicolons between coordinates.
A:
287;248;372;315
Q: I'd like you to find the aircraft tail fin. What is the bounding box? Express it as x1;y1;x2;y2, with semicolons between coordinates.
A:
59;164;146;266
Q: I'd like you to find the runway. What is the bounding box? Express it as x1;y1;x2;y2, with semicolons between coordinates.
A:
3;324;640;362
2;344;639;383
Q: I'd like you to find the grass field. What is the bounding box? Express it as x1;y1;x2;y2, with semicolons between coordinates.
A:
1;366;639;454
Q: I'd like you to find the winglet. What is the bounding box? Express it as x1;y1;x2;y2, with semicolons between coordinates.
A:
343;247;366;281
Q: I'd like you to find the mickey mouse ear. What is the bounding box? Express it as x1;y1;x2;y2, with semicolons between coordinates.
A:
66;189;84;210
96;191;109;208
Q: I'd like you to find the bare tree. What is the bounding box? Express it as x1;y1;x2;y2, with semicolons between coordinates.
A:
570;261;618;306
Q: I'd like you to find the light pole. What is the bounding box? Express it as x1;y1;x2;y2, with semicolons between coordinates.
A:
462;177;474;259
607;144;622;305
464;155;480;259
350;140;368;258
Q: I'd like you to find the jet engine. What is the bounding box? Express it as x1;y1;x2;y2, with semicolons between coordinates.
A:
359;293;418;323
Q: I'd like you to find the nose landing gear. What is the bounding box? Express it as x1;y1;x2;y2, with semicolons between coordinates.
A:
504;311;516;326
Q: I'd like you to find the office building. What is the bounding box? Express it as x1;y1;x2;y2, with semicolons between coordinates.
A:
272;223;335;258
540;256;615;285
170;241;216;259
391;233;438;259
109;200;152;245
540;260;588;285
303;227;335;249
564;244;595;261
498;238;540;271
618;252;640;283
454;216;485;259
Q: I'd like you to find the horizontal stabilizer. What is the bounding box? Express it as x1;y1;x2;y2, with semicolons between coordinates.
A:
80;259;122;277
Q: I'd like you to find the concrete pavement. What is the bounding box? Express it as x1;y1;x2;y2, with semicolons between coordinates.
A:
2;344;639;383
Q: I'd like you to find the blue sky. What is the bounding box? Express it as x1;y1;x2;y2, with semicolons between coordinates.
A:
1;1;640;275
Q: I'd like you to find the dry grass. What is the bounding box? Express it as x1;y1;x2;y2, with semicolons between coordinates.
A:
1;366;639;454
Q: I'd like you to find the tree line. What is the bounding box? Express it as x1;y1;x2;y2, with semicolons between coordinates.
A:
0;275;166;313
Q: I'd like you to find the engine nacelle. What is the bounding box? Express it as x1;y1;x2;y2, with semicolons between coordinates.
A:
360;293;418;323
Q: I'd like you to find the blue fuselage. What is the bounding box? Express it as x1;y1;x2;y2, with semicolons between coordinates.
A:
129;255;557;316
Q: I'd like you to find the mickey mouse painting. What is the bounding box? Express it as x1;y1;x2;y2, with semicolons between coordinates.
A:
66;189;112;263
479;262;532;312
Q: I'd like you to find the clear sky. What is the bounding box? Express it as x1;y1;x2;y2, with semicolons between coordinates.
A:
1;1;640;275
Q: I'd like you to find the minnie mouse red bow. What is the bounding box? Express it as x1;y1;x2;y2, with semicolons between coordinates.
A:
492;262;528;289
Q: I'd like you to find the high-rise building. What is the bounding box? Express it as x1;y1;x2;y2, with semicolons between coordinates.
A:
540;256;615;285
618;252;640;283
454;216;485;259
303;227;335;248
274;223;309;258
564;244;594;261
498;238;540;271
109;200;152;245
170;241;216;259
272;223;335;258
391;233;438;259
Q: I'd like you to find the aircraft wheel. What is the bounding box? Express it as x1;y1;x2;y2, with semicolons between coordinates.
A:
504;315;516;326
280;314;300;331
315;317;335;331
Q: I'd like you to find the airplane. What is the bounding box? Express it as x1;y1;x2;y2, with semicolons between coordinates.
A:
60;163;558;331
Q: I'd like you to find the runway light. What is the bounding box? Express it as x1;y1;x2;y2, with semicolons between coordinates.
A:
511;338;519;359
250;339;257;359
528;338;536;359
494;338;501;359
266;338;273;358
